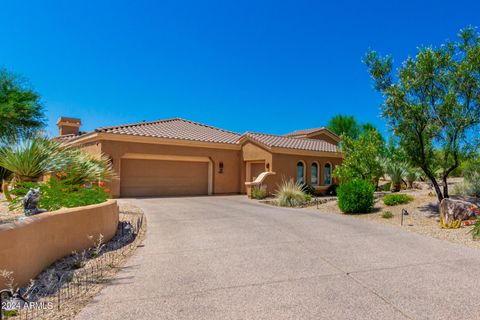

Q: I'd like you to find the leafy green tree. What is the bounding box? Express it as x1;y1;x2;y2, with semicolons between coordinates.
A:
365;27;480;202
333;129;384;185
327;114;360;139
0;69;45;143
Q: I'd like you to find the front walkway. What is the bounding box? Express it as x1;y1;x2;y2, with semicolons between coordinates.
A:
76;196;480;320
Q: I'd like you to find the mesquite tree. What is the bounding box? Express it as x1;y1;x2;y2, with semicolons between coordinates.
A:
365;27;480;202
0;69;44;144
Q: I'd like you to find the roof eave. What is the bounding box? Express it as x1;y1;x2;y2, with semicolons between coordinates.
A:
66;132;242;150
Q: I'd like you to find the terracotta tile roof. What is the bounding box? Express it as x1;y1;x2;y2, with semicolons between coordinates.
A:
95;118;241;144
244;132;338;153
54;132;88;142
284;127;326;137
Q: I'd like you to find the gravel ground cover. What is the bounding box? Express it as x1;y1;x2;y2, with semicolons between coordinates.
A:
310;178;480;249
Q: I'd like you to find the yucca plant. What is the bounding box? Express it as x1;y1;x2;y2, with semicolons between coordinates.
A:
405;168;420;189
275;179;306;207
0;137;115;193
385;162;407;192
0;137;67;182
60;148;115;186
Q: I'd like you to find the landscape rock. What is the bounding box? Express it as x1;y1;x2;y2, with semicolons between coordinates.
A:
413;181;432;190
439;198;478;225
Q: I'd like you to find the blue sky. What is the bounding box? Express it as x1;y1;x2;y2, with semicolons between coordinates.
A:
1;0;479;137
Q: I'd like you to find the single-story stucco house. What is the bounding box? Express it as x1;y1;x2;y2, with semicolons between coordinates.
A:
57;117;342;198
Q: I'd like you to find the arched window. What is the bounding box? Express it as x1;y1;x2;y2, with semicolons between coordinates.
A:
324;163;332;185
296;161;305;184
311;162;319;186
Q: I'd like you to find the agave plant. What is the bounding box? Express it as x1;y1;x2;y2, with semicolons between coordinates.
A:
275;179;306;207
384;162;407;192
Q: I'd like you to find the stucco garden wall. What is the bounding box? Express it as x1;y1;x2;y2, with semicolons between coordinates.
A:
0;200;119;289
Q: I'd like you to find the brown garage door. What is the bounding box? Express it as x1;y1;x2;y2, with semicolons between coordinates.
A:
120;159;209;197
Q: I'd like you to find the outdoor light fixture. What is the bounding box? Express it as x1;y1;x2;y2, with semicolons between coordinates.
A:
219;162;224;173
266;163;270;171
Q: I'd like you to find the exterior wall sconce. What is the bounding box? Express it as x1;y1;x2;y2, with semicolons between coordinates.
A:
219;162;224;173
266;163;270;171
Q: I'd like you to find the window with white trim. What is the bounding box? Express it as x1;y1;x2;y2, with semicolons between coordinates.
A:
324;163;332;185
296;161;305;184
311;162;319;186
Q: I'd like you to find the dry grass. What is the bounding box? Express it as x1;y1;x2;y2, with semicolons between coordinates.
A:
310;178;480;250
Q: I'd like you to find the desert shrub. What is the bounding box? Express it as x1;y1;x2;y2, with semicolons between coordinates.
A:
337;179;375;214
383;194;413;206
469;219;480;240
454;160;480;198
453;181;470;196
10;178;108;212
251;185;267;200
382;211;394;219
304;194;312;202
275;179;306;207
326;184;338;196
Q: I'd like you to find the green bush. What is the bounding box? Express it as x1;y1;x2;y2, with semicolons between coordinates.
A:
275;179;306;207
382;182;391;192
382;211;394;219
251;185;267;200
469;219;480;240
337;179;375;214
10;178;108;212
383;194;414;206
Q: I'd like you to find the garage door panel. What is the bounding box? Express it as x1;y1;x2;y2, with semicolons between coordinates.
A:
121;159;208;197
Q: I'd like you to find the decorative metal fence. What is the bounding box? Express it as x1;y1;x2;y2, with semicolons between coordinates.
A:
1;209;146;320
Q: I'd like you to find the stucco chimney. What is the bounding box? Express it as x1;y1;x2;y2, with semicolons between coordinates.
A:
56;117;81;136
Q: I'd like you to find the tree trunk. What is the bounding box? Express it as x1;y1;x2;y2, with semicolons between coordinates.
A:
431;178;443;202
442;176;449;199
422;169;443;202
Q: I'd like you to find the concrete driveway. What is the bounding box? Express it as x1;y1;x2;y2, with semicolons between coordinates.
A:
77;196;480;320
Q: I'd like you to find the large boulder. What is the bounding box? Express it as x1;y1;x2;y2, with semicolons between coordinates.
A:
439;198;478;226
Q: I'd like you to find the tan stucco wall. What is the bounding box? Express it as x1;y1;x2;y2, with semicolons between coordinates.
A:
0;200;119;290
263;154;342;194
241;142;273;193
79;141;102;155
99;140;242;197
241;142;273;163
